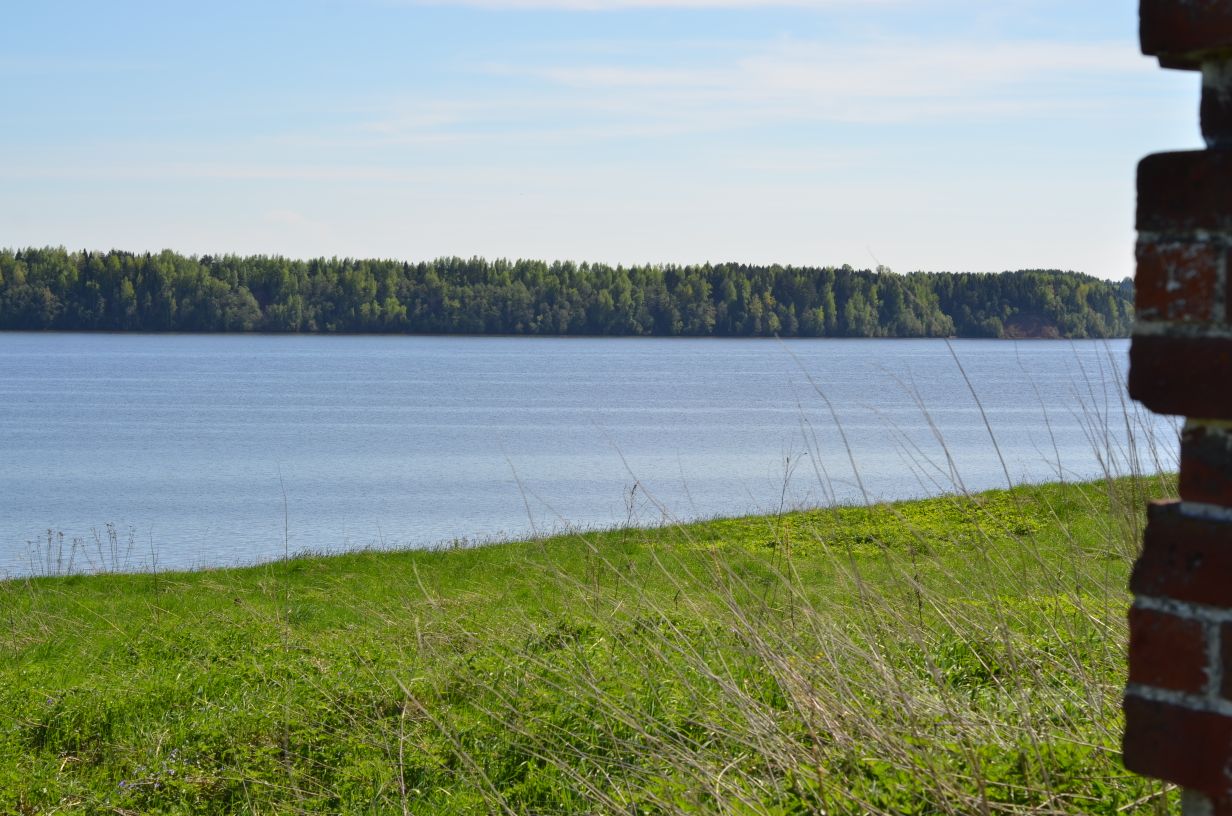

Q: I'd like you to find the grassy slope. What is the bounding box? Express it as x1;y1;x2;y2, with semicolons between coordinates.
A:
0;476;1176;815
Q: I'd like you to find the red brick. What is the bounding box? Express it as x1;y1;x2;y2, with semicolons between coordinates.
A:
1182;424;1232;505
1141;0;1232;70
1131;501;1232;606
1124;695;1232;793
1135;240;1223;321
1129;334;1232;418
1130;606;1210;692
1138;151;1232;233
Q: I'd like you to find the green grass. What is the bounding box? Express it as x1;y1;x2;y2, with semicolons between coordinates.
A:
0;475;1176;814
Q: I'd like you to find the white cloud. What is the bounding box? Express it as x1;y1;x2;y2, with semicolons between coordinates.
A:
405;0;895;8
263;209;308;225
474;38;1153;131
0;162;421;183
315;34;1155;158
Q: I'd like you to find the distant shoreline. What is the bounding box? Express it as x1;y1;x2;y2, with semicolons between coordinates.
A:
0;328;1130;340
1;247;1133;339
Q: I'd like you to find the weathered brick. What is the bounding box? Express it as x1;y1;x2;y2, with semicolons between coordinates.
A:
1141;0;1232;70
1135;240;1223;321
1204;61;1232;146
1131;501;1232;607
1130;606;1210;692
1138;151;1232;233
1123;695;1232;794
1129;334;1232;418
1182;424;1232;505
1186;790;1232;816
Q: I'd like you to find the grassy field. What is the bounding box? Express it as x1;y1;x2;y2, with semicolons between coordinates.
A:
0;475;1177;815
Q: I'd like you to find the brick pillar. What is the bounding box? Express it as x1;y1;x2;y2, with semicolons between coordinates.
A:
1125;3;1232;814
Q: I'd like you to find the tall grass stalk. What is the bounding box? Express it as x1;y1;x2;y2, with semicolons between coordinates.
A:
0;349;1179;814
404;348;1177;815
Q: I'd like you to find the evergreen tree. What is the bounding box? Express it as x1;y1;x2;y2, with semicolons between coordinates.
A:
0;247;1135;339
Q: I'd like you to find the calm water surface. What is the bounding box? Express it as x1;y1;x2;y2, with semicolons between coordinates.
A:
0;334;1175;575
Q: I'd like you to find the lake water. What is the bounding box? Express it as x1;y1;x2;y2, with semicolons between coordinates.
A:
0;334;1176;576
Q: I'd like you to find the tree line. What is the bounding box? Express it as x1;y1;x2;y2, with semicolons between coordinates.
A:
0;247;1134;338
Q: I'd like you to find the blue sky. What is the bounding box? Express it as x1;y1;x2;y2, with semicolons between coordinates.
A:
1;0;1201;278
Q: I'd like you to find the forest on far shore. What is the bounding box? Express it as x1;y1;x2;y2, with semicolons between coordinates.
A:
0;247;1134;338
